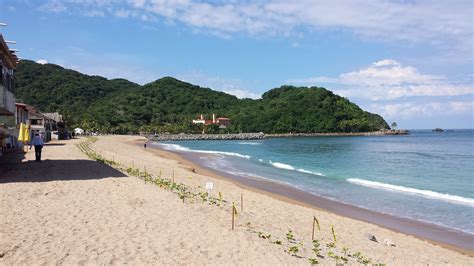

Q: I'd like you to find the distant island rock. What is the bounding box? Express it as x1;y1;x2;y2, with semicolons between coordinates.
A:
432;128;444;132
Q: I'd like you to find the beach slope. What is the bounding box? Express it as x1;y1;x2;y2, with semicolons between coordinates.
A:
1;136;472;264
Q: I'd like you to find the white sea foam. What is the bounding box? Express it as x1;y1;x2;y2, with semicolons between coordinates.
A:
238;142;261;145
159;143;191;152
269;161;325;176
269;161;295;170
158;143;251;159
347;178;474;207
297;168;325;176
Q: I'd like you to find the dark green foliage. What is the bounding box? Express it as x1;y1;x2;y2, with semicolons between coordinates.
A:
15;60;389;133
232;86;388;133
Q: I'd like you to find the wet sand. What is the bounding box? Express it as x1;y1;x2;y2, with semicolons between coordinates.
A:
183;151;474;253
3;135;471;264
149;142;474;255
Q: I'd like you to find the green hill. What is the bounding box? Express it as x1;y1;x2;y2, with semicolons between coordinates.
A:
15;60;389;133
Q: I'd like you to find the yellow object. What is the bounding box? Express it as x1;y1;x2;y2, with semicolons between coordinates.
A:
18;123;25;142
23;125;30;143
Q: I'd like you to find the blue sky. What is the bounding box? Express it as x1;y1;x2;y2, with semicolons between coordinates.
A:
1;0;473;129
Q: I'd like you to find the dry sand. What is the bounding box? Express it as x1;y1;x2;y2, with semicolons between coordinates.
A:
1;135;473;265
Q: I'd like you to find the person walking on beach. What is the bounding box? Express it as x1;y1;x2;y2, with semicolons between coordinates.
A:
30;132;44;162
144;142;147;149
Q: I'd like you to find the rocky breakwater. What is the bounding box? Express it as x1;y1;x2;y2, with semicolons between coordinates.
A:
150;132;266;141
268;130;409;138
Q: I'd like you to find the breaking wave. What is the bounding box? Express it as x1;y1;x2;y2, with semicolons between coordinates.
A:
269;161;325;176
158;143;251;159
347;178;474;207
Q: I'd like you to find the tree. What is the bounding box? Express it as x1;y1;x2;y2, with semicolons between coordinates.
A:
391;122;398;129
15;60;391;134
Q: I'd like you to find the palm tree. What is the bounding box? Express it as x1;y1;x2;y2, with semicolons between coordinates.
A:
391;122;398;129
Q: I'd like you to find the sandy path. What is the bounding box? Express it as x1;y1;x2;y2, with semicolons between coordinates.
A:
0;138;300;264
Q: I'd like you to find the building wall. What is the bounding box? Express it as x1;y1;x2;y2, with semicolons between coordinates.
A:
0;84;15;115
0;34;18;156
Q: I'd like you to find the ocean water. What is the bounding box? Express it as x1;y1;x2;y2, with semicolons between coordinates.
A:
153;130;474;234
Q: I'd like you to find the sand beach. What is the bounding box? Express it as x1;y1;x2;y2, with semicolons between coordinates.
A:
1;135;473;264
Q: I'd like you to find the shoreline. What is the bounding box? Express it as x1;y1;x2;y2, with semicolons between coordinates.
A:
148;130;408;141
143;140;474;256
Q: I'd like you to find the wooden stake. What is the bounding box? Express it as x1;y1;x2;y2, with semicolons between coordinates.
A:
232;202;235;230
312;216;321;240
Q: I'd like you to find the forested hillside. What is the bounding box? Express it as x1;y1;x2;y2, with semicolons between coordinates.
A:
15;60;389;133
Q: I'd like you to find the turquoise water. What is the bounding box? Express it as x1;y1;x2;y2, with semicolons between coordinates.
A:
154;130;474;234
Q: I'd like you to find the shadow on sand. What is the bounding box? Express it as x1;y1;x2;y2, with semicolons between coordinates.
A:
0;159;127;183
43;143;66;146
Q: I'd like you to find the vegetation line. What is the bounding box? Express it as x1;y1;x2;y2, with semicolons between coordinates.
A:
76;137;384;265
17;60;389;135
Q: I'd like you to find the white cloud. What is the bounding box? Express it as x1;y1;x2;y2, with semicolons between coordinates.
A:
40;0;67;13
115;9;131;18
370;101;474;120
37;0;473;60
84;10;105;17
290;59;473;100
222;89;261;99
36;59;48;65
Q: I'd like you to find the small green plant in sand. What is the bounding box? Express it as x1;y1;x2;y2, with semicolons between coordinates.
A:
342;246;349;256
272;240;282;245
327;251;342;264
308;257;319;265
199;191;208;202
288;245;299;256
352;251;372;265
246;221;251;227
286;230;295;242
311;240;323;258
326;242;336;249
258;232;271;239
308;239;323;265
361;257;372;265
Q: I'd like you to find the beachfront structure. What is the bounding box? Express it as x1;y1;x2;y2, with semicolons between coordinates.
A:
192;114;206;124
15;105;66;142
0;33;18;155
15;103;31;125
43;112;68;140
192;114;231;128
29;111;57;142
216;117;231;127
